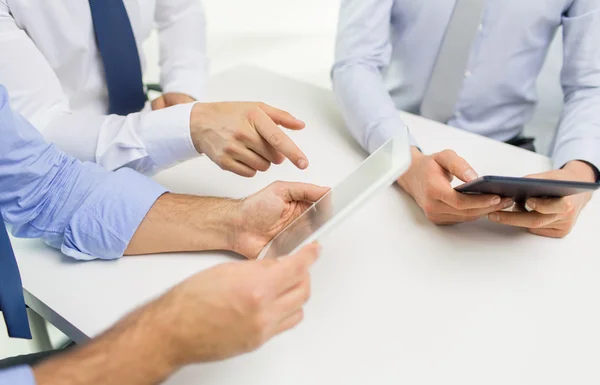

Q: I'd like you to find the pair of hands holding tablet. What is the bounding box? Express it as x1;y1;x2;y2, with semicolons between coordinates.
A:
398;147;598;238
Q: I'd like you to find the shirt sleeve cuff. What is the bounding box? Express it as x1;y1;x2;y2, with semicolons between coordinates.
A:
366;117;415;154
61;168;168;261
552;137;600;174
161;68;207;102
138;102;199;170
0;365;37;385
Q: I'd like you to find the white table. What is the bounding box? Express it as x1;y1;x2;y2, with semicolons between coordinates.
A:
12;67;600;385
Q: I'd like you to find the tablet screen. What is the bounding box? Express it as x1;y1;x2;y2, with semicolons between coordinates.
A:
258;133;411;259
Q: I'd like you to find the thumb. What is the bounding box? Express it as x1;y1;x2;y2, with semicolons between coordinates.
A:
281;243;321;266
433;150;478;182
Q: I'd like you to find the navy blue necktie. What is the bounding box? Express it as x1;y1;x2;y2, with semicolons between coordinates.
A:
88;0;146;115
0;219;31;339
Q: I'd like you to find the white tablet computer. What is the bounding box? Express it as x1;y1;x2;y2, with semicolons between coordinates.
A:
258;131;411;259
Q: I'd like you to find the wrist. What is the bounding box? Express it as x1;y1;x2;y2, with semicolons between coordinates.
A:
126;194;241;255
189;103;211;154
397;146;424;193
563;160;598;183
189;196;242;252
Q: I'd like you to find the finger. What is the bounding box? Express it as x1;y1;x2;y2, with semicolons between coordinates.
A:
272;309;304;336
438;184;503;210
529;227;569;238
233;149;272;172
429;213;481;225
267;243;320;294
243;129;285;165
273;277;311;319
151;96;166;111
440;197;514;217
258;103;306;130
433;150;478;182
251;109;309;169
221;159;258;178
526;197;573;215
279;182;330;203
488;211;560;229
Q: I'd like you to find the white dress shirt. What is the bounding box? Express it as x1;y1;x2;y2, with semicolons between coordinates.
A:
0;0;208;174
332;0;600;171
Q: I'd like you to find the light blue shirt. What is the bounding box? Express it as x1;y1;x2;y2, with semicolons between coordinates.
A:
332;0;600;171
0;84;167;383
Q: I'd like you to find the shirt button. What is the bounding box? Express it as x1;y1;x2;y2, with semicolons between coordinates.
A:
478;23;483;32
455;111;462;119
465;70;472;78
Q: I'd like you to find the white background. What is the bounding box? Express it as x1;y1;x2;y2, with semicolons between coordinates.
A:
1;0;565;358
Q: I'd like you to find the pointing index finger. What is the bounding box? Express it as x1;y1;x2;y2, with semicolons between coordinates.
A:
251;108;309;170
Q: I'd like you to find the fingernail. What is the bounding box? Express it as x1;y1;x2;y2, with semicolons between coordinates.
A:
488;213;499;222
464;169;478;181
297;159;308;169
491;197;501;205
527;199;537;210
503;199;514;208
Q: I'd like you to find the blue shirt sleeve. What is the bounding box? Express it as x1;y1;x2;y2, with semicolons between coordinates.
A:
332;0;416;154
0;365;36;385
551;3;600;171
0;85;168;260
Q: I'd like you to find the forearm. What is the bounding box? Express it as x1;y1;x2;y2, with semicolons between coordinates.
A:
332;64;407;153
333;0;407;153
34;301;178;385
553;5;600;172
552;88;600;173
125;193;239;255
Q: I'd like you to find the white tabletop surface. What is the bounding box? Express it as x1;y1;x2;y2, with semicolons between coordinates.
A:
12;67;600;385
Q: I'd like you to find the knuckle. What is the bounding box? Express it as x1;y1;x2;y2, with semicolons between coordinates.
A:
232;128;249;141
219;158;234;171
268;133;283;147
449;196;463;209
258;162;271;172
223;144;238;156
531;219;545;229
563;200;574;213
421;202;435;216
248;288;266;309
246;107;261;121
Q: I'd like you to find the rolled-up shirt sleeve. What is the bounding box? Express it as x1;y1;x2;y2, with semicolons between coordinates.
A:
0;366;36;385
0;85;167;260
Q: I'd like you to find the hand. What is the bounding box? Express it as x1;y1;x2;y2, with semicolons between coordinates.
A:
151;92;196;110
488;161;596;238
397;148;513;225
190;102;309;177
157;243;320;365
230;181;330;259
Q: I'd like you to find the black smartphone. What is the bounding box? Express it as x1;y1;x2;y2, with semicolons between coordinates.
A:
455;176;599;202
